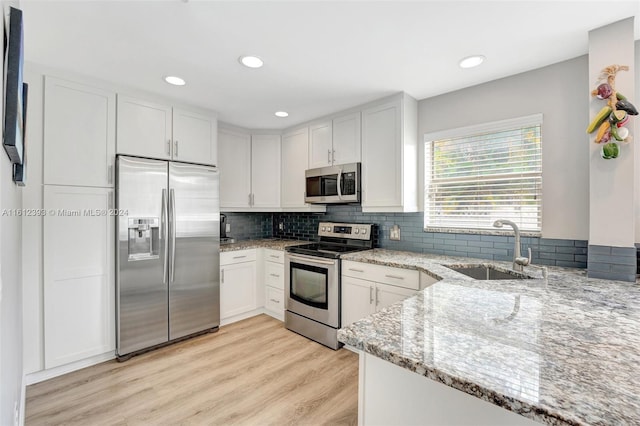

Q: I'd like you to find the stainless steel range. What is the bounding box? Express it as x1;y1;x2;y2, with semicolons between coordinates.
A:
284;222;374;349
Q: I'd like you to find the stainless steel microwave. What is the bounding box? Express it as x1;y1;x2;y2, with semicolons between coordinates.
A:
305;163;360;204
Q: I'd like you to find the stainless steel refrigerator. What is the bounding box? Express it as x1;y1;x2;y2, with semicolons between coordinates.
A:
116;155;220;359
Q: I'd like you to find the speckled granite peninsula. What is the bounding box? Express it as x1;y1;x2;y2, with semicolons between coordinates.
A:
338;249;640;425
219;238;307;252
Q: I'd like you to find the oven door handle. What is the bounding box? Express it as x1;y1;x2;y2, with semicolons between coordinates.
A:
287;254;337;266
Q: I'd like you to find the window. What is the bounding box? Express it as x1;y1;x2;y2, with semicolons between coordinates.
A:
424;114;542;233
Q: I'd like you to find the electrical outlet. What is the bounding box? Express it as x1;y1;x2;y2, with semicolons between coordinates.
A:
225;224;231;233
278;222;284;231
390;224;401;241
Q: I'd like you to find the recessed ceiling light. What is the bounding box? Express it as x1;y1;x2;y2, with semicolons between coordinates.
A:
164;75;186;86
275;111;289;118
459;55;485;69
239;55;264;69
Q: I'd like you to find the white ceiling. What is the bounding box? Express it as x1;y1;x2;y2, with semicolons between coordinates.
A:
21;1;640;130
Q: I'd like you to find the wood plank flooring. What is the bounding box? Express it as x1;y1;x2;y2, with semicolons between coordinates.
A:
25;314;359;425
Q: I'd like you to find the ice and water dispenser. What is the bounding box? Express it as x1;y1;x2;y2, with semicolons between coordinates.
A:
128;218;160;261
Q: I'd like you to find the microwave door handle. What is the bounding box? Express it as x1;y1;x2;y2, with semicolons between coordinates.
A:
337;168;343;200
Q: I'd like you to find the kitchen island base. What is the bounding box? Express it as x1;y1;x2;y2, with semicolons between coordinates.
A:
358;352;539;426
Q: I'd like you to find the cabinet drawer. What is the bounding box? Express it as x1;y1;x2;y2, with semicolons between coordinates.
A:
265;286;284;313
265;261;284;290
342;260;419;290
221;249;257;265
263;249;284;264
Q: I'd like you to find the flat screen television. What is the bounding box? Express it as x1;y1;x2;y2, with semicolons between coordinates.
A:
13;81;27;185
3;6;25;165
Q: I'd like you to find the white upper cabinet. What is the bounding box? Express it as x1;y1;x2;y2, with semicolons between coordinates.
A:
308;121;333;168
281;127;309;208
117;95;172;160
172;108;218;165
44;77;116;187
308;112;361;168
218;127;281;211
219;127;252;209
361;93;418;213
251;134;281;209
332;111;361;165
117;95;217;165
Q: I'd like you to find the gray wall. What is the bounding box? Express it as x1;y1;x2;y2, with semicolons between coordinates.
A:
0;2;24;424
419;55;590;241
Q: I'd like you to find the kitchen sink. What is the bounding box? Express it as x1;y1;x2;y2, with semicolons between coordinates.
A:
447;265;533;280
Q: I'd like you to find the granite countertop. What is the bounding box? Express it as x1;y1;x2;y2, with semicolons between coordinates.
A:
220;238;309;252
338;249;640;425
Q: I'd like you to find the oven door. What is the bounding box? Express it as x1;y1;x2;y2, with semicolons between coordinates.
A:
285;253;339;328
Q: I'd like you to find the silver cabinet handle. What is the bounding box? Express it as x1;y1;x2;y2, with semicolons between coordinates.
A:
170;188;176;282
248;194;252;206
269;273;280;278
174;140;179;157
161;189;168;284
375;287;380;306
332;149;335;164
108;191;113;209
369;286;374;304
167;139;171;155
327;149;331;164
269;255;280;259
252;193;255;206
107;164;113;185
221;268;224;284
349;268;364;273
270;298;280;304
385;274;405;280
233;255;247;260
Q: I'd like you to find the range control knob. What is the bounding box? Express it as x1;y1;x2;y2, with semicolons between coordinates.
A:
321;226;326;232
354;228;360;234
361;228;367;235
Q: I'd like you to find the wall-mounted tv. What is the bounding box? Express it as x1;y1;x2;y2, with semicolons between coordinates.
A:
3;6;26;166
13;81;27;185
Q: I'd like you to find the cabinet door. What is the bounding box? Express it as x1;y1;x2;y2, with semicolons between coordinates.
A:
375;282;416;312
117;95;172;160
251;134;281;208
172;108;217;165
220;261;257;319
361;100;401;208
44;77;116;187
218;128;251;209
43;185;114;368
332;112;361;165
308;121;333;168
342;276;375;327
281;127;309;208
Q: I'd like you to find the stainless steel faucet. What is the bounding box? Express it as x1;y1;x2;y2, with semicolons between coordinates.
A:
493;219;532;272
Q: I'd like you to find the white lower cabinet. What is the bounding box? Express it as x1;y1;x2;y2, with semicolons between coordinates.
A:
220;250;257;320
43;185;115;368
342;261;421;327
263;249;285;320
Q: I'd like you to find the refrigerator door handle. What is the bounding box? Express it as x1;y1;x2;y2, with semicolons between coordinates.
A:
162;188;168;284
170;188;177;283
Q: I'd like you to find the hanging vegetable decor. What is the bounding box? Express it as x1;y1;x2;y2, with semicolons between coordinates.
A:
586;64;637;159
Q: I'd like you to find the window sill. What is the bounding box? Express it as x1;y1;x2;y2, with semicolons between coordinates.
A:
423;226;542;238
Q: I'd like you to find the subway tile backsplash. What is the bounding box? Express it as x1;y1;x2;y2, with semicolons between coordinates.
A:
227;205;589;268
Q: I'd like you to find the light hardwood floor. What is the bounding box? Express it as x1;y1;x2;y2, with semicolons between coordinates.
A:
26;314;359;425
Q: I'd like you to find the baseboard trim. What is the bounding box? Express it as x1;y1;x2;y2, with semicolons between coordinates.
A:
19;373;26;426
220;308;266;326
25;352;115;386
